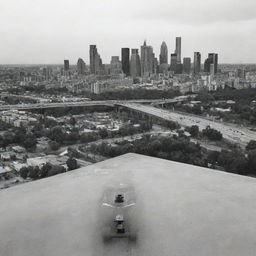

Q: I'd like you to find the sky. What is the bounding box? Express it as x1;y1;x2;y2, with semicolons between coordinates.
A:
0;0;256;64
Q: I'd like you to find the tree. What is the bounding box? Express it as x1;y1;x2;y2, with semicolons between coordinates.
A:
23;135;37;151
49;140;60;151
69;117;76;126
20;166;29;179
28;166;40;179
47;165;66;176
40;162;52;178
246;140;256;151
98;128;108;139
187;125;199;137
66;157;78;171
48;126;66;143
202;126;222;141
247;149;256;175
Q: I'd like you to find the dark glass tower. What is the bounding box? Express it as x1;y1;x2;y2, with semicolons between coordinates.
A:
121;48;130;76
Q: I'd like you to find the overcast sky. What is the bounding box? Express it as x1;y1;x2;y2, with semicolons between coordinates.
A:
0;0;256;64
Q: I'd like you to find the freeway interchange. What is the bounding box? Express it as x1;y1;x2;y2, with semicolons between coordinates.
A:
1;97;256;147
120;103;256;147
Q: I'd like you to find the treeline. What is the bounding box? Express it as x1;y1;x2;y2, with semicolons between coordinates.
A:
89;135;205;167
19;157;78;180
88;132;256;177
78;88;180;101
0;127;37;151
192;88;256;125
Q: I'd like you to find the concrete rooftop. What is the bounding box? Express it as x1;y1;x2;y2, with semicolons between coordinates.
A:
1;153;256;256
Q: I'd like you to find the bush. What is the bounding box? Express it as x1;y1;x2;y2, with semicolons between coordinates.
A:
202;126;222;141
246;140;256;151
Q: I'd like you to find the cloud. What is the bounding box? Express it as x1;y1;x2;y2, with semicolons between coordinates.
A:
131;0;256;24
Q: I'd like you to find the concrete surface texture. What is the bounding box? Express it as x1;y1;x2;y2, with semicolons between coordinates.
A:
1;153;256;256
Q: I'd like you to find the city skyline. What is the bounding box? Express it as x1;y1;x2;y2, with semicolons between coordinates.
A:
0;0;256;64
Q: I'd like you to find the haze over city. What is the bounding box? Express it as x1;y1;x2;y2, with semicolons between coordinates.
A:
1;0;256;64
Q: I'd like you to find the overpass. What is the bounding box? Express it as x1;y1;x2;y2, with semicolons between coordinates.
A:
119;102;256;147
0;97;187;111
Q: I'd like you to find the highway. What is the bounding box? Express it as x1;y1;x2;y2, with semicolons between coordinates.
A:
121;103;256;147
0;97;185;110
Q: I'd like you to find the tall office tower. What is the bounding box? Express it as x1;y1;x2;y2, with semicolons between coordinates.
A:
194;52;201;74
170;53;177;72
183;57;191;74
43;67;52;80
204;53;218;74
64;60;69;71
237;69;246;79
141;41;155;78
159;41;168;65
110;56;122;76
153;55;159;74
210;63;215;76
89;45;98;74
130;49;141;79
94;52;103;75
121;48;130;76
77;58;86;75
209;53;218;74
175;37;182;64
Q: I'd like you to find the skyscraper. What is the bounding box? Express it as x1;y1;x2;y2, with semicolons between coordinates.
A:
64;60;69;71
159;41;168;65
209;53;218;74
194;52;201;74
121;48;130;76
110;56;122;76
130;49;141;79
204;53;218;74
183;57;191;74
90;45;103;75
170;53;177;72
89;45;97;74
175;37;181;64
140;40;155;78
77;58;86;75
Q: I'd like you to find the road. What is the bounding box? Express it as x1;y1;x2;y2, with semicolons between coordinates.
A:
0;97;186;111
121;103;256;147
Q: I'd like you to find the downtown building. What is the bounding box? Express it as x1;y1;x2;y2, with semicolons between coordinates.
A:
121;48;130;76
175;37;182;64
140;41;156;78
183;57;191;74
204;53;218;74
194;52;201;75
110;56;122;77
159;41;169;74
77;58;86;75
130;49;141;79
89;45;104;75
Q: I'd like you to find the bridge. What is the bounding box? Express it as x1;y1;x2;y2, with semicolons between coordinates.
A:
0;97;187;111
118;102;256;147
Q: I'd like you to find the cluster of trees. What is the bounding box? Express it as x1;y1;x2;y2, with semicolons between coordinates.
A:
207;142;256;176
0;127;37;151
202;126;223;141
185;125;222;141
194;88;256;125
46;121;152;149
79;89;180;101
20;157;78;180
89;135;206;167
89;135;256;177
